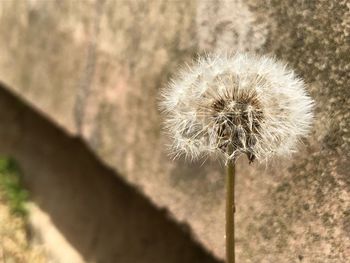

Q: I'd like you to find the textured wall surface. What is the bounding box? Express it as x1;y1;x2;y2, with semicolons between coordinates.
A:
0;0;349;262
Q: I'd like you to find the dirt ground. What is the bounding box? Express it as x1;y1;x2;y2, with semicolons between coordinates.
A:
0;198;46;263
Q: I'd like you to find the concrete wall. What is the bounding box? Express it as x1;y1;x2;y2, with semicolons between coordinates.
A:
0;0;349;262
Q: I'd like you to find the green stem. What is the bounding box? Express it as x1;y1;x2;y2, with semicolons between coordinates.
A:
226;161;235;263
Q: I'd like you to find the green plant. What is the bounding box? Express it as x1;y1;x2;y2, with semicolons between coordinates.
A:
0;157;28;217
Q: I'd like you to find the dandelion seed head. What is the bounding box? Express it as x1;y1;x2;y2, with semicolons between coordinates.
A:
160;53;314;163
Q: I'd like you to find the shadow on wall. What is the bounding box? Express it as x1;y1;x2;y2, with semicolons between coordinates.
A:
0;84;222;263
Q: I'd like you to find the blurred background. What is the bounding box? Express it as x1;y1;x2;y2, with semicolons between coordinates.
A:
0;1;349;262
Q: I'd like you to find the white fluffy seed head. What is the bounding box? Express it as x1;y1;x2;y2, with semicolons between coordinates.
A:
159;53;314;163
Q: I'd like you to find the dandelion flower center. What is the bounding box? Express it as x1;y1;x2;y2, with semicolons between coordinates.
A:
206;80;264;162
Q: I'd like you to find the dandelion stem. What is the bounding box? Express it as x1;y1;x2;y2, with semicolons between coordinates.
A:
226;160;235;263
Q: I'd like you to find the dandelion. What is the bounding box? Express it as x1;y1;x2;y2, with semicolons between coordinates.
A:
159;53;314;263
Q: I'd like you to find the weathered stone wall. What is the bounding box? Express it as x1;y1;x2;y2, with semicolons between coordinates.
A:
0;0;349;262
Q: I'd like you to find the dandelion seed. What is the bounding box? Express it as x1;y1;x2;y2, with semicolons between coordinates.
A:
160;53;314;163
